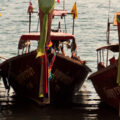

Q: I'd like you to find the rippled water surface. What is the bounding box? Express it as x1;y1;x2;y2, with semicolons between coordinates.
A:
0;0;120;119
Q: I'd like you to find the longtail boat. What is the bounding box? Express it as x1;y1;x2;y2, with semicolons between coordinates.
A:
88;13;120;110
0;1;91;104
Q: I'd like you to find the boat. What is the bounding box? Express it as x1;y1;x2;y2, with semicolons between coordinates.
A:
0;1;91;104
88;13;120;110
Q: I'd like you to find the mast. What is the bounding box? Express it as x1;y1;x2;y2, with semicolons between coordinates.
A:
38;0;55;100
27;1;34;33
63;0;65;10
106;0;111;67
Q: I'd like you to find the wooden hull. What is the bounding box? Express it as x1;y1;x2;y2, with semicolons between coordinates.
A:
0;50;90;104
89;64;120;110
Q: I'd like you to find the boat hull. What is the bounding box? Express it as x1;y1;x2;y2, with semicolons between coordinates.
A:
0;50;90;104
89;64;120;110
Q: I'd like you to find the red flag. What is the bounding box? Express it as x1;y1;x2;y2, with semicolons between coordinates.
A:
27;2;34;13
55;0;60;3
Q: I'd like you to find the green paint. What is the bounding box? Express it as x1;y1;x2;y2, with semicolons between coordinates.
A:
37;0;55;57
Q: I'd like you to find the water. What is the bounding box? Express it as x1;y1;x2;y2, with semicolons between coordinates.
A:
0;0;120;119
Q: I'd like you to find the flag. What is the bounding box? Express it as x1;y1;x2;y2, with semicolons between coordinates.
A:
57;0;60;3
27;2;34;13
55;0;60;3
71;2;78;19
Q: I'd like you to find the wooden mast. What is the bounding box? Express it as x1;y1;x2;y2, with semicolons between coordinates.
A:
39;9;54;46
38;0;55;100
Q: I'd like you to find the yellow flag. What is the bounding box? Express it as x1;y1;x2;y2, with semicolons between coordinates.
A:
71;2;78;19
0;13;2;16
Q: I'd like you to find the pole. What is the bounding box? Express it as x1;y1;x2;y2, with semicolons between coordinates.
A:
106;0;111;44
29;13;31;33
63;0;65;10
106;49;109;67
107;19;110;44
72;14;75;35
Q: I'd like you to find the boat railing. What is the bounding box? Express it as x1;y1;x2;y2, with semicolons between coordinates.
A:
28;10;75;34
98;12;120;68
17;32;77;56
97;44;119;69
18;8;77;56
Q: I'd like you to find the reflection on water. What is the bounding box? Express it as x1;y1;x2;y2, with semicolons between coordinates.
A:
0;80;119;120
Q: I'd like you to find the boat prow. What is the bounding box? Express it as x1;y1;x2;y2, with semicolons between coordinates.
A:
0;50;90;104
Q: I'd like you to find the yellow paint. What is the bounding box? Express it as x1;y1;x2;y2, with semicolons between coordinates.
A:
71;2;78;19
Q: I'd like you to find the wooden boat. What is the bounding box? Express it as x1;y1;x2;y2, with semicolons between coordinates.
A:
88;13;120;110
0;3;91;104
0;31;91;104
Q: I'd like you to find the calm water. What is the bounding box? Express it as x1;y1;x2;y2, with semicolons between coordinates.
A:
0;0;120;119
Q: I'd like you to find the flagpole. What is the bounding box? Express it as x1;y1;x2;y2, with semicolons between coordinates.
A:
106;0;111;44
38;0;55;102
27;1;34;33
72;15;75;35
106;0;111;67
71;2;78;35
63;0;65;10
29;12;31;33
